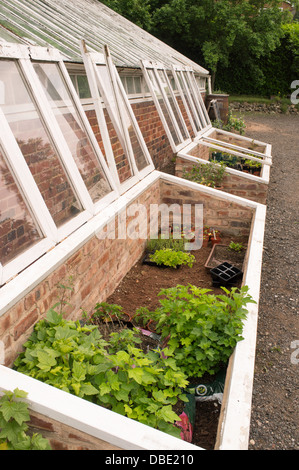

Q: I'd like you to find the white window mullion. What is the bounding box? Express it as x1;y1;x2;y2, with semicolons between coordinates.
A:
80;44;121;190
113;70;155;178
162;69;190;142
186;70;210;129
104;47;154;178
18;58;95;218
58;59;119;197
152;68;184;144
103;46;139;178
81;43;140;193
141;61;178;152
172;66;198;136
177;69;203;132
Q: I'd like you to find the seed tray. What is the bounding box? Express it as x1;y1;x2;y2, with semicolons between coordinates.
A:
210;262;243;285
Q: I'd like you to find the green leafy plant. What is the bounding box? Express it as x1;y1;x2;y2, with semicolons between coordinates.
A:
229;241;245;253
0;388;51;450
14;308;188;438
89;302;128;326
146;235;186;253
243;158;262;171
183;160;226;188
136;285;256;378
212;111;246;135
149;249;195;269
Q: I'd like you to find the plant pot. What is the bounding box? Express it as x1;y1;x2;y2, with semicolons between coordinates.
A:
211;237;221;246
202;236;209;247
175;394;196;443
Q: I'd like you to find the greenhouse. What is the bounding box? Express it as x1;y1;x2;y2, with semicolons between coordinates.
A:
0;0;271;451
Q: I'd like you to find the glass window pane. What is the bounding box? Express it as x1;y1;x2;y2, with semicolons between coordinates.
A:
134;77;141;94
147;69;179;145
158;70;189;141
182;71;205;129
96;65;133;183
33;62;111;203
176;71;201;133
77;75;91;99
126;77;134;95
0;146;42;266
0;60;82;227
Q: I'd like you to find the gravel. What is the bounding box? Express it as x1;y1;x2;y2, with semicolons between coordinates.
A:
240;113;299;450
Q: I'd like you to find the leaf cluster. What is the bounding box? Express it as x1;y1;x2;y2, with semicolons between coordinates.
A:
183;160;226;188
228;241;245;253
146;235;186;253
0;388;51;450
149;248;195;268
14;308;188;439
136;284;256;377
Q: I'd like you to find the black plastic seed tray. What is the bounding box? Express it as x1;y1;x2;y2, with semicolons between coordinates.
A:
210;262;243;286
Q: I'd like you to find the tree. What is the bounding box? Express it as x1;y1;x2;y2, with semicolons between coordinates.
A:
100;0;152;29
149;0;294;89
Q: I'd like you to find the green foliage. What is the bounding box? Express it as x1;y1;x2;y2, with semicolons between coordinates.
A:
146;235;186;253
149;248;195;268
183;160;226;188
14;308;188;438
137;284;256;378
100;0;152;28
0;389;51;450
213;110;246;135
229;241;245;253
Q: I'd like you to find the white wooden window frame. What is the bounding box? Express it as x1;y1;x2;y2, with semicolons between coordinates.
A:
172;65;212;137
141;60;192;153
81;43;154;194
0;44;118;284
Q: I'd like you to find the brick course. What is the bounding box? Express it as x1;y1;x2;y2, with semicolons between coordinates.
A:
175;156;268;204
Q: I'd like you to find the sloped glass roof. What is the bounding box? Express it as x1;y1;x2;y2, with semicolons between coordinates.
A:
0;0;209;75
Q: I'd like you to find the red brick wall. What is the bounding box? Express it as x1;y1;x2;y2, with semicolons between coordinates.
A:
160;179;254;237
175;156;268;204
131;100;174;170
28;410;122;450
0;180;160;367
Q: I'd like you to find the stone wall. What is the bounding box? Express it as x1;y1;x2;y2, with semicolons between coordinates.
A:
230;101;299;115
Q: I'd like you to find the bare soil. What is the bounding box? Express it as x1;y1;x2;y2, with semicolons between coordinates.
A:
107;236;245;449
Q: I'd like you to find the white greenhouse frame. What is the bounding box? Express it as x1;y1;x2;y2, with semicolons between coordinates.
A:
141;60;192;153
81;42;154;194
0;44;119;284
172;65;212;137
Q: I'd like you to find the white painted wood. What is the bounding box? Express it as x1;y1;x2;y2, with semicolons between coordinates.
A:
80;41;122;191
186;139;272;166
0;365;201;450
176;153;270;185
217;204;267;450
141;61;180;153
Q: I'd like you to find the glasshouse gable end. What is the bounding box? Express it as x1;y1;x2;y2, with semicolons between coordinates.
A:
0;0;271;452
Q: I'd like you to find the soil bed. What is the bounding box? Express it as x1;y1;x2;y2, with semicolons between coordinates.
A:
106;236;246;449
107;237;245;315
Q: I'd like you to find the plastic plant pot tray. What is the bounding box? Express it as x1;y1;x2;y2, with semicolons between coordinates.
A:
210;262;243;286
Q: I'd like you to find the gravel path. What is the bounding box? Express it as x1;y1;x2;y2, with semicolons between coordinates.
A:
241;113;299;450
